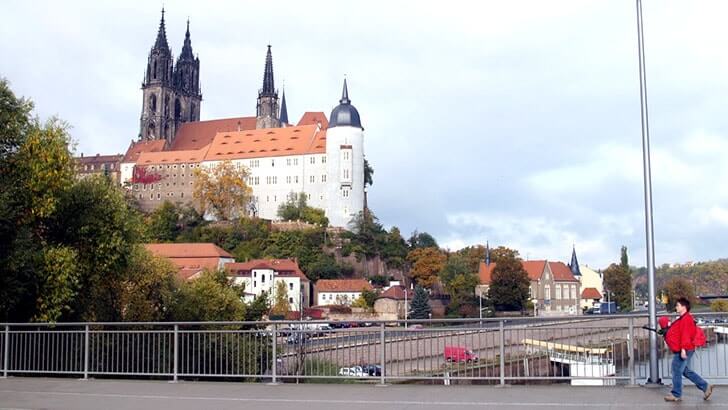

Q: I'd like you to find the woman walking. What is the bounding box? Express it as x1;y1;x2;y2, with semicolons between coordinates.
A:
663;297;713;402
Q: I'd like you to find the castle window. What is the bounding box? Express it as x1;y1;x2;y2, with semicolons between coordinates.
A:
310;175;315;183
294;176;299;184
150;193;153;200
181;164;185;169
180;192;184;198
310;157;315;164
322;175;327;183
286;159;291;166
150;94;157;113
293;158;299;166
322;156;327;164
271;159;275;167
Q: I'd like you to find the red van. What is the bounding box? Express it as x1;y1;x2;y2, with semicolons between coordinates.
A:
444;346;478;363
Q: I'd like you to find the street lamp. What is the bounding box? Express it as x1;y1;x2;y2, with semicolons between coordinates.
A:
635;0;659;384
404;288;408;329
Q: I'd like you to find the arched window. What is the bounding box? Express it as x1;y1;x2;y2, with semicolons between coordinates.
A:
153;61;157;79
149;94;157;113
147;122;155;138
174;99;182;121
190;103;195;119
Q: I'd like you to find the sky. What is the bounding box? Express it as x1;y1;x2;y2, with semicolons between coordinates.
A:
2;0;727;269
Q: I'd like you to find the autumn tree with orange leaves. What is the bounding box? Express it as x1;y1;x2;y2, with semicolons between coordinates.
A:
192;160;252;221
406;247;446;289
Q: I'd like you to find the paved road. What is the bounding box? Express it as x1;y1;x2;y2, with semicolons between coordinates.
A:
0;378;723;410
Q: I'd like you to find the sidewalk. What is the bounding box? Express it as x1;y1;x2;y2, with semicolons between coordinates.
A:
0;378;723;410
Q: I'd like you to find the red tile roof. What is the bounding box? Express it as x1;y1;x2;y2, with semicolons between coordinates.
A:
122;140;167;163
548;262;580;282
203;124;326;162
315;279;373;293
144;243;233;258
581;287;602;300
379;286;406;300
297;112;329;129
136;145;210;165
171;117;257;151
225;259;308;281
76;154;123;165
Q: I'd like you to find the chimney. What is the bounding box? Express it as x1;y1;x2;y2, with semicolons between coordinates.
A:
237;121;241;132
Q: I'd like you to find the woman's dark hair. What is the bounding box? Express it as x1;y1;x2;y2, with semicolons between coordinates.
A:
676;297;691;312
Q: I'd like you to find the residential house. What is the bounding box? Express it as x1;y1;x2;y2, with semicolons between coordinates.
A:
314;279;373;306
374;285;407;320
478;260;581;316
144;243;234;280
226;259;310;311
568;247;605;310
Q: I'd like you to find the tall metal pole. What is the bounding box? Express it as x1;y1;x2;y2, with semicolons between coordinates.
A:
636;0;659;384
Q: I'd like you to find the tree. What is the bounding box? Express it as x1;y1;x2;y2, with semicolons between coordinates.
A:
409;285;432;319
408;230;438;250
603;247;634;312
361;289;378;308
364;158;374;187
489;246;520;265
440;254;479;313
117;247;178;322
277;192;328;226
455;245;487;273
710;300;728;312
662;277;696;312
192;160;252;220
488;253;530;311
382;227;408;269
270;280;290;316
406;247;446;289
170;270;246;321
147;201;182;242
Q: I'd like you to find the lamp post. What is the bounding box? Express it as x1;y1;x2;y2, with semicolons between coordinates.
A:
404;288;408;329
635;0;659;384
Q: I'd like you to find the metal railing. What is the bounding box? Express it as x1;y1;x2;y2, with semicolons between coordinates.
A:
1;313;726;385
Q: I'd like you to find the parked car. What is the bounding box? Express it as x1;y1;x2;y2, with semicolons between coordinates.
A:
286;333;311;344
409;324;424;330
444;346;478;363
338;366;367;377
361;364;382;376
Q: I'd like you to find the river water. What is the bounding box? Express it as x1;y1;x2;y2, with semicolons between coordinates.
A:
628;340;728;385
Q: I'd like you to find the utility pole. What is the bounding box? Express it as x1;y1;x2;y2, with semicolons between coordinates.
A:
636;0;660;384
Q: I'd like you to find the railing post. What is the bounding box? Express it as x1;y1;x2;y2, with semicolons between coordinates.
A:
2;325;8;378
628;317;635;386
378;323;386;386
270;323;278;385
499;320;506;386
83;325;89;379
172;324;178;382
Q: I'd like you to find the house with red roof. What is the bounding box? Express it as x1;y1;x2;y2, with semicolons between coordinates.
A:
144;243;234;281
226;259;310;311
314;279;373;307
374;285;407;320
477;259;581;316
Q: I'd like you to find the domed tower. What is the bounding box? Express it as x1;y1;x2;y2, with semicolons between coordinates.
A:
325;79;365;228
139;8;177;142
173;19;202;133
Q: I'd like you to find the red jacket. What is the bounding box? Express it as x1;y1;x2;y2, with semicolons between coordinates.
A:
664;312;697;353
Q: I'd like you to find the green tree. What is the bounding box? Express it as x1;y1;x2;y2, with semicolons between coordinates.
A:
603;247;633;312
33;245;79;322
488;253;530;311
440;254;479;312
277;192;328;226
147;201;181;242
361;289;378;308
408;230;438;250
382;226;408;269
244;292;271;322
489;246;520;264
171;270;246;321
406;247;446;289
662;277;696;312
364;158;374;187
409;285;432;319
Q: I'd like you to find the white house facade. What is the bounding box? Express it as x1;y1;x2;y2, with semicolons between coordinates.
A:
226;259;310;311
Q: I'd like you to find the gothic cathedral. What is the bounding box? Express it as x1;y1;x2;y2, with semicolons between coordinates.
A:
139;9;202;142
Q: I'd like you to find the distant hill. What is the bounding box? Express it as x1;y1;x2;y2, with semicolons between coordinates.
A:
634;259;728;297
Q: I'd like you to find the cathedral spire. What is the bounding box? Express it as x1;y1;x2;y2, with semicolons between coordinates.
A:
485;241;491;266
179;18;194;61
261;45;275;96
153;8;170;52
280;88;289;125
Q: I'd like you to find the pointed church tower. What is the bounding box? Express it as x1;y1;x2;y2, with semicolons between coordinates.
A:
172;19;202;132
485;241;491;266
255;46;280;129
279;88;289;126
569;246;582;276
139;8;177;142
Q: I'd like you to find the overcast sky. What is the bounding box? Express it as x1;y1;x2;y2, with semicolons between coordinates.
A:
2;1;727;269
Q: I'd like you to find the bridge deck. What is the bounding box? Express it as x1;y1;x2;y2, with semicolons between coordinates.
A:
0;377;723;410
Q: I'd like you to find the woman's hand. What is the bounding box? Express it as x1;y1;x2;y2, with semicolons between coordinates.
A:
681;349;687;360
